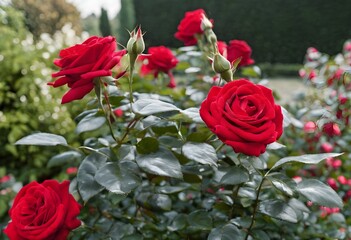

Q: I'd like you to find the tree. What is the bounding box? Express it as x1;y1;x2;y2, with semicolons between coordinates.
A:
11;0;82;39
99;7;111;37
115;0;136;45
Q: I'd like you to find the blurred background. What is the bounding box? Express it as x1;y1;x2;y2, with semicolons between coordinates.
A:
0;0;351;196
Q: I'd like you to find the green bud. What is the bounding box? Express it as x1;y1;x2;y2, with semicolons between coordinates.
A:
127;27;145;56
213;53;231;74
201;16;213;31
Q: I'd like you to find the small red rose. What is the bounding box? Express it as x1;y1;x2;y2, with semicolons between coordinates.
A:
140;46;179;88
227;40;255;67
4;180;81;240
174;9;212;46
200;79;283;156
49;36;126;104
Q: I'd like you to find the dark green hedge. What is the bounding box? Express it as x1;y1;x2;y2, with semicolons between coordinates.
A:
133;0;351;63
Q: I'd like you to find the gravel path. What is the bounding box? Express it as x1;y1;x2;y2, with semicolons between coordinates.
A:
266;77;307;104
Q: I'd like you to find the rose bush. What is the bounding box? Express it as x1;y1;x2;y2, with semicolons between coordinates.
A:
4;7;348;240
48;36;126;104
200;79;283;156
4;180;81;240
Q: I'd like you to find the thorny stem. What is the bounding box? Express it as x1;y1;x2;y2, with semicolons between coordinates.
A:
117;117;139;147
98;79;118;143
244;176;265;240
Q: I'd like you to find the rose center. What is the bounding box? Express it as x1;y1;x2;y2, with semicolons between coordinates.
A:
240;98;257;116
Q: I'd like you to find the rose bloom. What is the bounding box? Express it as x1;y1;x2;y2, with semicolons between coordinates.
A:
217;41;228;58
4;180;81;240
174;9;211;46
200;79;283;156
49;36;126;104
227;40;255;67
140;46;179;88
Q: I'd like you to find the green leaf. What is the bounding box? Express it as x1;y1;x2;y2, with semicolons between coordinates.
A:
132;98;180;116
47;151;82;168
136;147;182;179
220;166;249;185
136;137;159;154
296;179;343;208
156;185;189;194
267;173;296;197
168;214;188;231
259;199;298;223
95;162;140;194
172;107;203;123
187;210;212;230
77;153;107;202
182;142;217;166
150;194;172;211
75;113;106;134
15;132;67;146
208;224;244;240
271;153;343;170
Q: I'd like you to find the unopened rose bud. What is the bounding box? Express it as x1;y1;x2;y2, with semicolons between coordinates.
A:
212;53;232;82
327;178;338;190
303;121;317;133
321;142;333;152
337;175;348;185
201;15;213;31
127;27;145;57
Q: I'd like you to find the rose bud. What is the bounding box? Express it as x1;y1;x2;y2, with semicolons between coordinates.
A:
321;142;333;152
323;122;341;137
127;27;145;58
337;175;348;185
303;121;317;133
212;53;233;82
327;178;338;190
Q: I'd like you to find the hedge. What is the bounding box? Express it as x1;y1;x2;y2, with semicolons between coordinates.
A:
133;0;351;63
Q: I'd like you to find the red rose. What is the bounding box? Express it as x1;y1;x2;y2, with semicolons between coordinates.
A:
49;36;126;104
174;9;211;46
4;180;81;240
217;41;228;59
227;40;255;67
200;79;283;156
140;46;179;88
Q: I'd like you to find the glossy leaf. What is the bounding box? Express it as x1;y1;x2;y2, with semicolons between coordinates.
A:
187;210;212;230
47;151;82;168
136;147;182;179
259;199;298;223
208;224;244;240
15;132;67;146
132;98;180;116
220;166;249;185
77;152;107;202
297;179;343;208
271;153;343;170
75;112;106;134
136;137;159;154
182;142;217;166
95;162;140;194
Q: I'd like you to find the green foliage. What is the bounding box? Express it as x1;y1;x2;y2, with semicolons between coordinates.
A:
0;6;81;183
133;0;351;63
99;7;112;37
116;0;136;45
